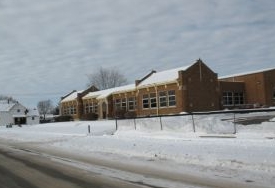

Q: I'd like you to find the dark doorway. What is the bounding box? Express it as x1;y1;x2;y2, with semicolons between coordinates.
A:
14;117;26;125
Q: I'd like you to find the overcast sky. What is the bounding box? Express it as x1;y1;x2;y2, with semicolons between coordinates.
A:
0;0;275;107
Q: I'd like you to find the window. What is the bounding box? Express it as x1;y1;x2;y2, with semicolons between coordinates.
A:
150;93;157;108
223;92;233;106
63;108;67;115
121;98;127;111
69;106;76;115
114;99;121;110
234;92;244;105
142;94;149;109
85;103;89;114
94;103;98;113
89;103;94;113
128;97;136;111
168;90;176;106
159;91;167;107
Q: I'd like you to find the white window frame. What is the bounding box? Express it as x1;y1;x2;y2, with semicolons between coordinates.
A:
223;91;233;106
128;97;136;111
159;91;167;107
150;93;157;109
168;90;176;107
142;94;149;109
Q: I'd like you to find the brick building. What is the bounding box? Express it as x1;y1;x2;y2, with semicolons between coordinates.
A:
219;68;275;108
60;59;275;120
60;86;98;120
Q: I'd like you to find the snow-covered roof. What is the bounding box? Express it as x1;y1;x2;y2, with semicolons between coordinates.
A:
83;84;136;100
27;108;40;117
61;90;84;102
138;65;192;87
219;67;275;79
0;100;17;112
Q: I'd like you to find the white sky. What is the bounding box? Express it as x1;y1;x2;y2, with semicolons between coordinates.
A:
0;0;275;107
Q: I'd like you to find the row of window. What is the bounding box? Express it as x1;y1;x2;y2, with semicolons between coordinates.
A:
84;102;98;114
63;106;77;115
113;90;176;111
143;90;176;109
222;92;244;106
114;97;137;111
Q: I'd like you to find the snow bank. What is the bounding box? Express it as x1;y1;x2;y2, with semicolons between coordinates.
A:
117;114;235;134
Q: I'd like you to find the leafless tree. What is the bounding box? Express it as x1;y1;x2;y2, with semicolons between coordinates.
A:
87;67;128;90
0;95;17;103
37;100;54;120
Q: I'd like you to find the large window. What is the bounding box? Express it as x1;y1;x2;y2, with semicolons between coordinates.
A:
168;90;176;106
85;102;98;114
142;94;149;109
69;106;76;115
121;98;127;111
150;93;157;108
223;92;233;106
234;92;244;105
128;97;136;111
223;91;244;106
159;91;167;107
114;99;121;110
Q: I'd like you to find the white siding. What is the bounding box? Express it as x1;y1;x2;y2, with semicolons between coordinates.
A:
0;112;13;126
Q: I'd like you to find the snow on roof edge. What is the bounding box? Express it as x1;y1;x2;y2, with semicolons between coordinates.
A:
219;67;275;79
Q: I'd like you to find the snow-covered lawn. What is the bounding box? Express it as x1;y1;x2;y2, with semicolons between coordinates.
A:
0;115;275;187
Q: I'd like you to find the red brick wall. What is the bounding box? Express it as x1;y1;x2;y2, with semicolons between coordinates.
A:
180;61;219;112
219;71;275;106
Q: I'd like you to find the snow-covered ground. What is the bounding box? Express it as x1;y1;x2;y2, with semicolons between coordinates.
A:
0;114;275;187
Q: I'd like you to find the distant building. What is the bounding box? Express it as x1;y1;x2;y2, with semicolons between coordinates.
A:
0;100;40;126
60;59;275;120
60;86;98;120
219;68;275;108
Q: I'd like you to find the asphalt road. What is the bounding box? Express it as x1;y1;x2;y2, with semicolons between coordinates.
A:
0;142;269;188
0;146;146;188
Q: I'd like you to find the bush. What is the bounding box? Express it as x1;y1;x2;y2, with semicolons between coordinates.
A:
81;113;98;120
114;109;126;119
124;111;137;118
54;115;73;122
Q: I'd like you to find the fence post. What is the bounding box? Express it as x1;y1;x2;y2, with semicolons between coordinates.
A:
233;112;237;134
115;118;118;131
160;116;163;131
191;114;196;133
134;118;137;130
88;125;91;134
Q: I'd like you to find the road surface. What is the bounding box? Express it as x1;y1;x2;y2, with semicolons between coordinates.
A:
0;142;268;188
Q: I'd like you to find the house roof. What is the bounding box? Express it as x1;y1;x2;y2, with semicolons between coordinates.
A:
138;64;192;87
83;84;136;100
0;101;16;112
219;67;275;79
27;108;40;117
61;90;84;102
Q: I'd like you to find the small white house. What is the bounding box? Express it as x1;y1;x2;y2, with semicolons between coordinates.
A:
0;100;39;126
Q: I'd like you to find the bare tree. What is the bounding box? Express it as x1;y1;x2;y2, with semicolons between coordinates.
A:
0;95;17;103
37;100;54;120
87;67;128;90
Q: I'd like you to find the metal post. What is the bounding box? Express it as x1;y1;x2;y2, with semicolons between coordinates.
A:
88;125;91;134
191;114;196;133
233;113;237;134
134;118;136;130
160;116;163;131
115;118;118;131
